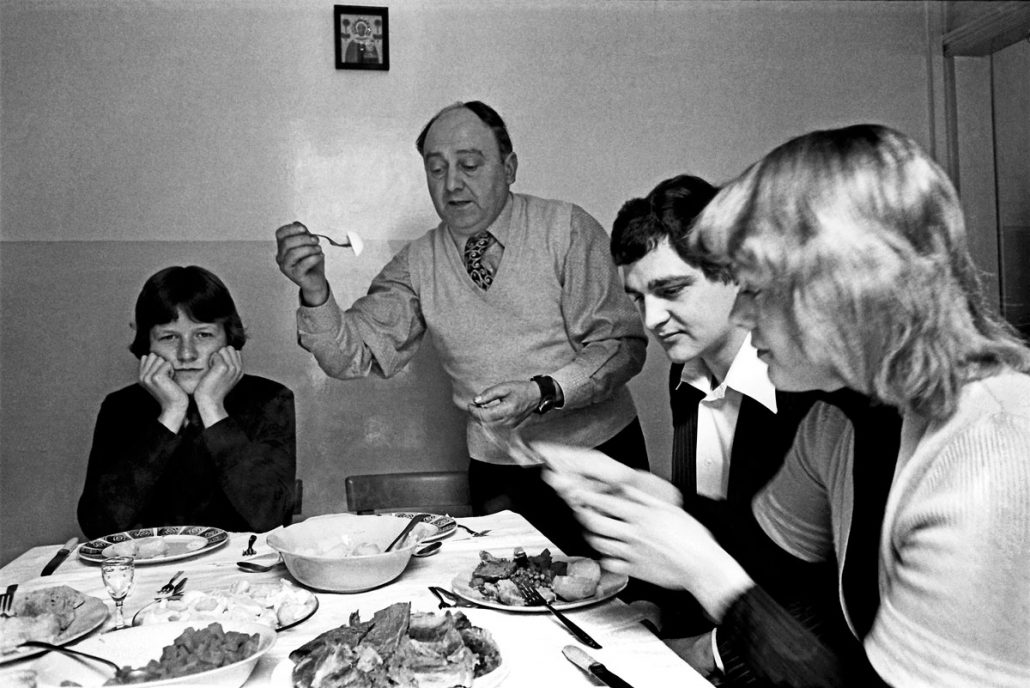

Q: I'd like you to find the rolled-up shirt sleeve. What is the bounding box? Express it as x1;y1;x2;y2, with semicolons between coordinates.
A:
296;244;427;380
551;206;647;409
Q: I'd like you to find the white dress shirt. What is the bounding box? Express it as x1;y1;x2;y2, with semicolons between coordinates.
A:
676;334;777;499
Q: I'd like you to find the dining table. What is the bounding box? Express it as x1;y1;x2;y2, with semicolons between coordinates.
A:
0;510;712;687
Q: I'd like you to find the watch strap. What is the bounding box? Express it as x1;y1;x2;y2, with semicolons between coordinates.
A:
531;375;559;414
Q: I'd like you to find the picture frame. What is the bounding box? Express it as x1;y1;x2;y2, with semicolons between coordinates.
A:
334;5;389;71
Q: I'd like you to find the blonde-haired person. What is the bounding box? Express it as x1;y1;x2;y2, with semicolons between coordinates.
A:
539;124;1030;687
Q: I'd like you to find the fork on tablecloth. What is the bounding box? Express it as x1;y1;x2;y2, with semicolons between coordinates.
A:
154;571;184;599
513;579;601;649
243;534;257;556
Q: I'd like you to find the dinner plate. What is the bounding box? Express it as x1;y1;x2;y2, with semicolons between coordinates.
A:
450;552;628;612
389;512;457;541
131;581;319;632
78;526;229;565
0;592;108;665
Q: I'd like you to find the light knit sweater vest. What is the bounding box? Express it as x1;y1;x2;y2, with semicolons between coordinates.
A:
409;193;636;463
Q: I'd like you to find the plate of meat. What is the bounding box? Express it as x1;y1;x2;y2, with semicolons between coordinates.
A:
0;585;108;664
450;548;627;612
273;601;506;688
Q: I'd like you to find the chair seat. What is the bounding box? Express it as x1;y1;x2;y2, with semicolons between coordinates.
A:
345;470;472;516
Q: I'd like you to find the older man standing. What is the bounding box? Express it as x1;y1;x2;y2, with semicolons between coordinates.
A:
275;101;648;554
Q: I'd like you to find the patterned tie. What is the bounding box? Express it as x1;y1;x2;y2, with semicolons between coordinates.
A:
464;231;496;290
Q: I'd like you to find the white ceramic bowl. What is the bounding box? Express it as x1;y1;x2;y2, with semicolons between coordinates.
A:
266;513;425;593
32;620;275;688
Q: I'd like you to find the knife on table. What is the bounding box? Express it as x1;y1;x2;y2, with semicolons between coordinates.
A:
563;645;635;688
41;537;78;576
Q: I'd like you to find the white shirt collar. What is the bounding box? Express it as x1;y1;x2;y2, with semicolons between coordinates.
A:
677;333;778;413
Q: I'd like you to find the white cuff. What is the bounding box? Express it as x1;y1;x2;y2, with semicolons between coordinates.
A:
711;627;725;673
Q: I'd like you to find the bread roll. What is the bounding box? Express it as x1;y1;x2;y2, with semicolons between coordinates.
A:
136;536;169;558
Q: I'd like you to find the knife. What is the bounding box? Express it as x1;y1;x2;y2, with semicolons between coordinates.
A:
563;645;635;688
41;537;78;576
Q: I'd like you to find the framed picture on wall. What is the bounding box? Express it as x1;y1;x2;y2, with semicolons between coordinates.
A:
334;5;389;71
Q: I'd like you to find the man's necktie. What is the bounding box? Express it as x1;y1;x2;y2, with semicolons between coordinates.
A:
464;231;496;289
670;383;706;506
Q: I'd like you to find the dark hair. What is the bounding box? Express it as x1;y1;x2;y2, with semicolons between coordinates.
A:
129;266;246;358
610;174;731;283
415;100;514;160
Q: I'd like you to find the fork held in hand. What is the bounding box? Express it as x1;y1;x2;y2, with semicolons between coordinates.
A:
513;579;602;649
312;231;364;255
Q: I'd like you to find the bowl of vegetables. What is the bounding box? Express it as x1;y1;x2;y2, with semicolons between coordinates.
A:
33;620;275;687
266;513;432;593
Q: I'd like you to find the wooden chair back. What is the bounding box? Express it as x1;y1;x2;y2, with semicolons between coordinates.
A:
344;470;472;516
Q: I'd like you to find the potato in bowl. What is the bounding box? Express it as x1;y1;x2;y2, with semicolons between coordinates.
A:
266;513;435;593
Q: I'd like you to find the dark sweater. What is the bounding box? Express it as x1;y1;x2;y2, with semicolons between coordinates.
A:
78;374;296;538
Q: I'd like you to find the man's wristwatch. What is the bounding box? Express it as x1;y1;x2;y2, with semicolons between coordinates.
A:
531;375;562;415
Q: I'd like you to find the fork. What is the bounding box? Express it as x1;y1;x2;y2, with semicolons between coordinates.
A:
456;524;492;538
242;534;257;556
312;231;364;255
154;570;184;598
513;579;602;649
0;583;17;617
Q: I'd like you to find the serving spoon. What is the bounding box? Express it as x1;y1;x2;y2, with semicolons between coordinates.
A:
19;640;146;680
386;513;431;552
236;554;283;573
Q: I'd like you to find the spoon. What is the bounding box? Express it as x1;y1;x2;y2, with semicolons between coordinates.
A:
236;554;284;573
313;231;364;256
413;541;442;558
19;640;143;679
386;513;431;552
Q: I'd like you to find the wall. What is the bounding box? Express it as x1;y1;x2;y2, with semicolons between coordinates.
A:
1;0;934;564
993;38;1030;336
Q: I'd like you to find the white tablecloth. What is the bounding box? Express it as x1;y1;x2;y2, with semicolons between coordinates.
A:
0;511;711;687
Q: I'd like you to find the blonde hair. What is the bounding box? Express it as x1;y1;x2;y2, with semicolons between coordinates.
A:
691;124;1030;420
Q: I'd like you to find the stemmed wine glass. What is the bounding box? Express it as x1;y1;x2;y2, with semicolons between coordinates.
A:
100;556;135;629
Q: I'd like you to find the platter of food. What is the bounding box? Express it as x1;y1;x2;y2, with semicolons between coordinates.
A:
32;620;275;687
78;526;229;565
133;578;318;632
0;585;109;664
389;512;457;542
450;548;628;612
271;601;506;688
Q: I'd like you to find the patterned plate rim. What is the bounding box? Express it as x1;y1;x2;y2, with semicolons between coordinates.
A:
77;525;230;564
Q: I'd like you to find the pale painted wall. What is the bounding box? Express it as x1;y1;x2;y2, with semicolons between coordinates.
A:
1;0;935;564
